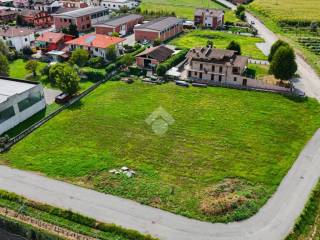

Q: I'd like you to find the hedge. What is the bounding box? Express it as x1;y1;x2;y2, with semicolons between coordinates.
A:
81;69;105;82
156;49;189;76
0;190;158;240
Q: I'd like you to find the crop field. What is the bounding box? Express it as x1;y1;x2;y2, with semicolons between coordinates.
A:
139;0;238;22
169;30;267;60
248;0;320;23
1;81;320;223
298;37;320;56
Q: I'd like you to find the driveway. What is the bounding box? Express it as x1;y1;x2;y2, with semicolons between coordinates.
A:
43;88;61;105
123;33;135;46
0;129;320;240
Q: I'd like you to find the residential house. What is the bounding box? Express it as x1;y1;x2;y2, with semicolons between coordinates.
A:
66;33;124;60
0;78;46;135
34;0;60;12
19;10;52;28
13;0;28;8
194;8;224;29
100;0;138;10
134;17;183;43
36;31;73;51
0;9;17;22
185;47;250;86
52;6;109;32
136;45;174;69
94;14;143;36
0;26;35;50
61;0;88;9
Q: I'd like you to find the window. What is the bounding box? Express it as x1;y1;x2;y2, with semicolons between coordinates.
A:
188;71;191;77
18;91;43;112
0;106;15;124
200;64;203;70
219;66;222;73
211;74;214;81
195;72;198;76
25;38;28;42
199;72;202;79
234;77;237;82
219;75;222;82
212;65;215;72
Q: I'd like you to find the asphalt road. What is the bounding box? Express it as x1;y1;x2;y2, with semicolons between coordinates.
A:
0;129;320;240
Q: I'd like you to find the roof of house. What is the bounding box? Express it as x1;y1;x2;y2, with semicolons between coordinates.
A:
52;6;107;18
0;79;37;104
195;8;224;17
93;14;142;28
66;33;124;48
136;45;174;62
19;9;41;17
0;26;34;37
36;32;68;43
0;9;16;16
134;17;182;32
187;47;248;67
52;7;79;14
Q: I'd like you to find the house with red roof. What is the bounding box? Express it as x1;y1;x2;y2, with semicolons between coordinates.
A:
66;33;124;60
35;32;73;52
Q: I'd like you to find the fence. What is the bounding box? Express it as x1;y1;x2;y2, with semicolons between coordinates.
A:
248;59;270;65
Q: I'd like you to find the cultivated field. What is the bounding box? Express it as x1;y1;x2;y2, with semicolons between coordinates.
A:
1;81;320;222
169;30;267;59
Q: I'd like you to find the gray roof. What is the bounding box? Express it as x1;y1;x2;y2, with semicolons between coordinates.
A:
134;17;182;32
0;79;36;104
93;14;142;28
195;8;224;17
52;6;107;18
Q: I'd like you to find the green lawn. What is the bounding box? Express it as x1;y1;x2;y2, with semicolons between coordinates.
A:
169;30;267;60
140;0;239;22
9;59;47;81
247;63;270;79
1;81;320;222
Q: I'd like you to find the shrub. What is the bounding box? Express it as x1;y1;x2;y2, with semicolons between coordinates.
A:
156;48;188;76
88;57;105;68
105;63;116;74
82;69;105;82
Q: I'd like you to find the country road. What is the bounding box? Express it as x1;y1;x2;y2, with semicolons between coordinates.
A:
0;129;320;240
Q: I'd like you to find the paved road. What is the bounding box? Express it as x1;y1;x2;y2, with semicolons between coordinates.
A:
0;129;320;240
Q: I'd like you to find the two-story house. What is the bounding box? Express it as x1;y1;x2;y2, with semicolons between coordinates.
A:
194;8;224;29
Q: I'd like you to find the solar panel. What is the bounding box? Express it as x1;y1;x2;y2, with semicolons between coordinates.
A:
85;35;96;44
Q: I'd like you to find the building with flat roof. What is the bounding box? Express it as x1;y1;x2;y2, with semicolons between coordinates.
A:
94;14;143;36
52;6;109;31
0;78;46;135
134;17;183;43
100;0;138;10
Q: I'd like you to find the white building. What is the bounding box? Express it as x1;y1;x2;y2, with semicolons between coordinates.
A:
101;0;138;10
0;78;46;135
0;27;35;51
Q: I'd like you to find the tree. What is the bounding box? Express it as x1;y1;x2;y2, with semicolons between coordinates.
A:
0;40;9;56
156;64;167;76
153;38;161;47
63;24;79;37
235;5;245;17
111;31;120;37
0;54;9;76
55;64;80;95
69;48;89;67
268;40;289;62
16;14;23;26
207;40;213;48
119;54;134;67
105;44;117;61
49;63;65;84
269;46;297;81
227;41;241;54
25;60;39;76
310;21;318;32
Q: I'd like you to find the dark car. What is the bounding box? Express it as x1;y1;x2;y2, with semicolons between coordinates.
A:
55;93;71;104
176;81;189;87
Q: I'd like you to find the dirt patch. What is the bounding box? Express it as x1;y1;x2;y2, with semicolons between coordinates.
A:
200;178;260;216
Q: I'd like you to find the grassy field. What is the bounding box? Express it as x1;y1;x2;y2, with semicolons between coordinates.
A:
169;30;267;59
9;59;47;81
1;81;320;222
139;0;239;22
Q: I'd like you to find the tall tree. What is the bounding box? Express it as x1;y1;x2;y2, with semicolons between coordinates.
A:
69;48;89;67
105;44;117;61
56;64;80;95
0;40;9;56
268;40;289;62
25;60;39;76
0;54;9;76
227;41;241;55
269;46;297;81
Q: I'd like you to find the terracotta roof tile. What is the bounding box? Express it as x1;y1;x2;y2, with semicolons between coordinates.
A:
66;33;124;48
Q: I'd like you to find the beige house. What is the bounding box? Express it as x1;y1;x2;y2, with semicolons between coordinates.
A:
185;47;251;86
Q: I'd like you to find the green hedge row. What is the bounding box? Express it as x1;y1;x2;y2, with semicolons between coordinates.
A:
156;49;189;76
0;190;158;240
0;215;63;240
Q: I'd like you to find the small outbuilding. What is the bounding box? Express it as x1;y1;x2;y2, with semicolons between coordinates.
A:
136;45;174;69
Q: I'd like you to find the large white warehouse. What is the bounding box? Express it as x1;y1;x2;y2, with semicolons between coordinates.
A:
0;78;46;135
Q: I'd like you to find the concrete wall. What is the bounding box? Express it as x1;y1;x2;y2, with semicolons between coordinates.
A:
0;84;46;135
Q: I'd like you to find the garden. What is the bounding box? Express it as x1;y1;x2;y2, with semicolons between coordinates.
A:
1;80;320;223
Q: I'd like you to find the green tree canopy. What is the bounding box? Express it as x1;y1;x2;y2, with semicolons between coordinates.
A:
269;45;297;81
0;40;9;56
0;54;9;76
48;63;65;84
226;41;241;55
268;40;289;62
106;44;117;61
25;60;39;76
153;38;161;47
70;48;89;67
55;64;80;95
119;54;134;67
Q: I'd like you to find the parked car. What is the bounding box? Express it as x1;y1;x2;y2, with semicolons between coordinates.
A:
55;93;71;104
176;81;189;87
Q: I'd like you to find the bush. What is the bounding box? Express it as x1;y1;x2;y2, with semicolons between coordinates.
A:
105;63;116;74
129;66;146;76
109;75;121;81
82;69;105;82
156;48;189;76
88;57;105;68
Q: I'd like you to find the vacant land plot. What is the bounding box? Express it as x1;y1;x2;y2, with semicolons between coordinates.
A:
1;81;320;222
140;0;238;22
169;30;267;59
